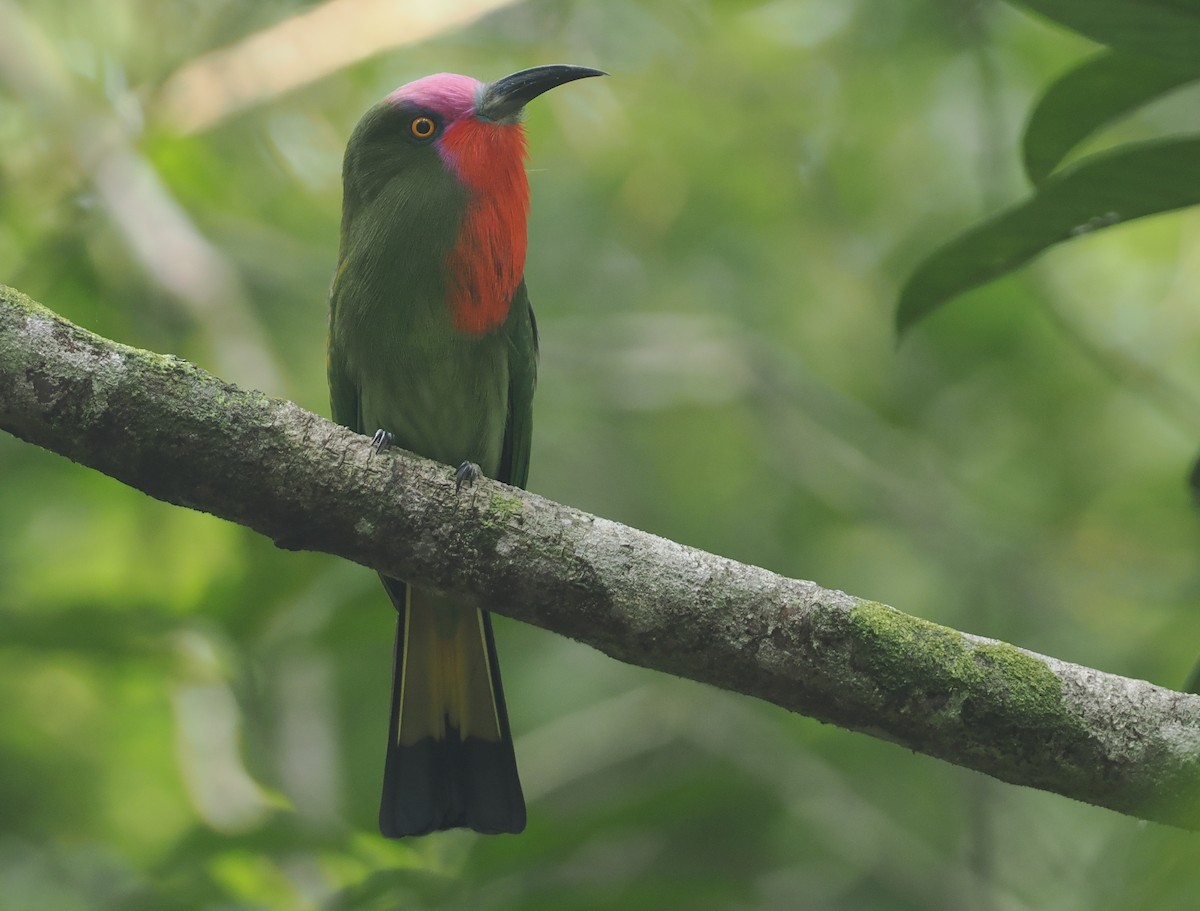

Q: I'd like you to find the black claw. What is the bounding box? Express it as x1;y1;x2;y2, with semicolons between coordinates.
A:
455;461;482;491
371;429;394;455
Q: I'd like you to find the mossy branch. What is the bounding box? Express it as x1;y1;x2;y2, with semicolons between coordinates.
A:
3;283;1200;829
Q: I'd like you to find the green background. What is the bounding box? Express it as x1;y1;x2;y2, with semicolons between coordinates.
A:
2;0;1200;908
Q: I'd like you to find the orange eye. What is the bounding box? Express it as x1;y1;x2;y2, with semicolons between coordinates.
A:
410;116;437;140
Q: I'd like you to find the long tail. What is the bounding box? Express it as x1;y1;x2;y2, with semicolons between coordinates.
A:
378;577;526;836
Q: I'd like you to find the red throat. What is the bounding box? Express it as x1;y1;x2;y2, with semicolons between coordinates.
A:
438;120;530;336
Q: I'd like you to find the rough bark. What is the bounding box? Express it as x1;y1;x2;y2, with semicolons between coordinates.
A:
3;283;1199;829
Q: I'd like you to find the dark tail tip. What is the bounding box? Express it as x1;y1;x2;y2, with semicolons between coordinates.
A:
379;734;526;837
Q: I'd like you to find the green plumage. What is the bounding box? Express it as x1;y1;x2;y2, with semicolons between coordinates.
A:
328;94;536;837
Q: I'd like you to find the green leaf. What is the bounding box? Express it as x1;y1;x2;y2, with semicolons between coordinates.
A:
1008;0;1200;66
1023;50;1200;185
896;136;1200;334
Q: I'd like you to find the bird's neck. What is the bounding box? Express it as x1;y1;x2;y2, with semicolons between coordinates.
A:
437;120;530;336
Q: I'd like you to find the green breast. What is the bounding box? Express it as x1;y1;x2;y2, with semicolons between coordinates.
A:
328;150;528;482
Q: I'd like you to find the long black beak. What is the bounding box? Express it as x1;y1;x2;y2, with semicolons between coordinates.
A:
477;64;606;122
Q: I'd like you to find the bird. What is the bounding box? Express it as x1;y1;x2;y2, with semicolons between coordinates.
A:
327;65;605;837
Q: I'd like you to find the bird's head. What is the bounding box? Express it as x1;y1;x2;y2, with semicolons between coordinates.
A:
342;64;604;211
340;65;603;334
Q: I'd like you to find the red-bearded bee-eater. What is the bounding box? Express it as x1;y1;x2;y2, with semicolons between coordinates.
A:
328;65;605;837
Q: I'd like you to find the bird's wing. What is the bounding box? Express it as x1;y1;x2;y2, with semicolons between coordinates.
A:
327;260;362;434
499;282;538;489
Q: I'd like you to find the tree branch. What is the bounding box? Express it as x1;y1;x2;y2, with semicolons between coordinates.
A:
3;283;1199;829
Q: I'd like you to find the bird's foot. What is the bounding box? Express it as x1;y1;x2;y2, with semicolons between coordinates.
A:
455;461;482;492
370;429;394;455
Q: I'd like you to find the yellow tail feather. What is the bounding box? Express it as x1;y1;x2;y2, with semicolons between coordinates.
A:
396;588;503;746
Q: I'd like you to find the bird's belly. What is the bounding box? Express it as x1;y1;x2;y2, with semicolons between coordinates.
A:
356;336;509;479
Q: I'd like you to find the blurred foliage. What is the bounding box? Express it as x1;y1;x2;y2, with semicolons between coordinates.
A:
2;0;1200;908
898;0;1200;330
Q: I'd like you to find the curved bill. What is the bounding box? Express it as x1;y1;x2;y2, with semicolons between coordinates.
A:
477;64;607;122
